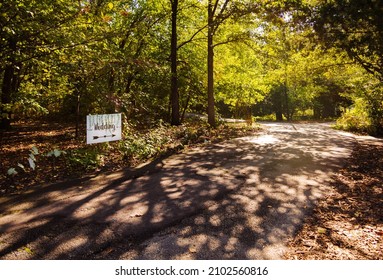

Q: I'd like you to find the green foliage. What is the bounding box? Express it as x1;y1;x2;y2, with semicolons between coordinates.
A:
12;98;49;119
67;148;105;171
118;123;174;160
337;71;383;135
7;168;18;176
182;125;208;144
0;0;381;136
216;41;268;116
303;0;383;134
0;0;81;125
311;0;383;81
335;99;372;134
46;149;64;158
254;114;277;122
6;145;38;176
119;138;156;161
5;146;68;177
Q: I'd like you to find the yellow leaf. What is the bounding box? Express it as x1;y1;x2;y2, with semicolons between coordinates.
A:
24;247;34;254
18;246;34;255
317;227;327;234
108;3;114;10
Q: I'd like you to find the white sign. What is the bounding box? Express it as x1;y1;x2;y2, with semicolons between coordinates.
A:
86;113;122;144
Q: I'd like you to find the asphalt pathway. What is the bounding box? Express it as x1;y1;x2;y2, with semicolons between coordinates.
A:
0;122;357;259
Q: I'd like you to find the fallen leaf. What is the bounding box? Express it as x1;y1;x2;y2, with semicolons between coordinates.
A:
317;227;327;234
19;246;34;255
189;246;197;253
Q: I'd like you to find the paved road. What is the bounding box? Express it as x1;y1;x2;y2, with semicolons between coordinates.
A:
0;122;357;259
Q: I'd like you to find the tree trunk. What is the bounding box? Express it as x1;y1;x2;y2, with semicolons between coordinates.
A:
0;39;18;130
273;87;283;121
284;84;290;121
0;67;13;129
207;0;215;127
181;88;193;123
75;92;80;140
170;0;180;125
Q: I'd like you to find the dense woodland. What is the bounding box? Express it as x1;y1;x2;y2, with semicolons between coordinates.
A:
0;0;382;133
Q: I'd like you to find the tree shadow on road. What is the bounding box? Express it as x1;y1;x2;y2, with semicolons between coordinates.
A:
0;123;356;259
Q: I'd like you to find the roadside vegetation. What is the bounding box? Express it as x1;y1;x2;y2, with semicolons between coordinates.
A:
0;118;259;195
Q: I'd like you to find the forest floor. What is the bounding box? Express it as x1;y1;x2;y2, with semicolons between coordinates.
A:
0;121;382;259
284;137;383;259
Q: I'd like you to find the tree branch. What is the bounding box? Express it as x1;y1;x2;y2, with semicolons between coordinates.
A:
177;24;208;50
213;0;230;33
310;62;356;73
212;0;220;16
212;32;251;48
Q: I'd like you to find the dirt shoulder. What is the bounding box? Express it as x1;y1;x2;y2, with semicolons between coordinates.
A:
284;135;383;260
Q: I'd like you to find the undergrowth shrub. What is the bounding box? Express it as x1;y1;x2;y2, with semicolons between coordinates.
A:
118;122;175;161
67;147;105;171
335;99;373;134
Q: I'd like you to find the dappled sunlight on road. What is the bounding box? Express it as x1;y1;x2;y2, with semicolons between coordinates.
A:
134;122;356;259
0;122;357;260
244;134;280;145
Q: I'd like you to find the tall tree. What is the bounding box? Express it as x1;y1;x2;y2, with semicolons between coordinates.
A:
206;0;260;126
207;0;216;126
170;0;181;125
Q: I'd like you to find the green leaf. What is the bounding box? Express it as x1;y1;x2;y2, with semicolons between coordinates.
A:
29;153;36;162
17;163;25;170
47;149;65;157
7;168;18;176
28;158;36;170
31;146;39;155
53;149;62;157
317;227;327;234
